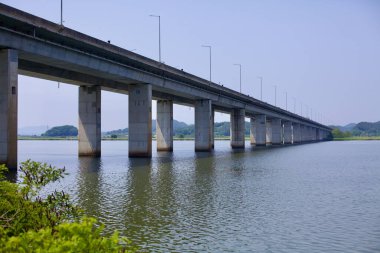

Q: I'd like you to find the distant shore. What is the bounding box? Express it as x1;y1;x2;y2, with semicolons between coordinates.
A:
18;136;233;141
18;136;380;141
333;136;380;141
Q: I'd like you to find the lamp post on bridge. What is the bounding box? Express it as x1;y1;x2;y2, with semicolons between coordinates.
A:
293;97;296;114
257;76;263;101
202;45;212;85
284;91;288;110
233;63;242;93
149;14;161;63
60;0;63;25
273;85;277;106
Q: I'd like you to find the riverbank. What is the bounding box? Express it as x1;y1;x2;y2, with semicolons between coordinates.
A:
19;136;380;141
18;136;235;141
333;136;380;141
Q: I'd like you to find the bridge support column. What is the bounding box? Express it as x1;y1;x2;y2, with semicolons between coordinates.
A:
255;115;266;146
293;123;300;143
301;125;306;142
307;127;312;142
78;86;101;156
309;127;313;142
271;118;282;145
128;84;152;157
303;125;307;142
230;108;245;149
283;121;293;144
156;100;173;151
211;109;214;149
195;100;212;151
266;120;272;145
0;49;18;169
250;118;256;145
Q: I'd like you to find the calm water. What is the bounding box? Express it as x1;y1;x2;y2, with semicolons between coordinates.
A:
18;140;380;252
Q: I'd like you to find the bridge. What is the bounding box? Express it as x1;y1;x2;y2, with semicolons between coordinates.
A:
0;4;331;169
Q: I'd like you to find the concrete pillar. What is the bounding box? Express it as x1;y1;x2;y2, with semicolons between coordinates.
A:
255;115;266;146
211;109;215;149
303;126;308;142
128;84;152;157
250;118;256;145
195;100;212;151
0;49;18;169
308;127;312;141
300;125;305;142
271;118;282;145
307;127;313;142
293;123;301;143
156;100;173;151
283;121;293;144
78;86;101;156
266;120;272;144
305;126;309;142
230;108;245;149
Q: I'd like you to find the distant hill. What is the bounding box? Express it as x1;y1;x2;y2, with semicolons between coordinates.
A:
103;119;192;137
330;121;380;137
352;121;380;136
104;120;252;138
42;125;78;137
329;123;356;132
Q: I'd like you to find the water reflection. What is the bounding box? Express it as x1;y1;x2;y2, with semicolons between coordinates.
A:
76;157;103;218
17;140;380;252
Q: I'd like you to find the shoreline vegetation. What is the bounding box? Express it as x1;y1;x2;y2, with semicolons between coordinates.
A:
18;136;380;141
18;136;233;141
0;160;137;252
21;121;380;142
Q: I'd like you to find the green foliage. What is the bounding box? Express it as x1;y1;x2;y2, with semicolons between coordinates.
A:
42;125;78;137
105;120;257;138
352;121;380;136
0;160;80;237
0;218;135;253
332;128;352;139
0;161;136;252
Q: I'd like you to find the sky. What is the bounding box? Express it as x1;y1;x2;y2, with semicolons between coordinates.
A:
2;0;380;131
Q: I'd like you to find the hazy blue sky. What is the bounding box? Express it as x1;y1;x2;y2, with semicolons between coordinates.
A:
3;0;380;130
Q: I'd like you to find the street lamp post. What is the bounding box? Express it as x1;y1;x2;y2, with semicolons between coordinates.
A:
60;0;63;25
234;64;242;93
202;45;212;84
284;91;288;110
257;76;263;100
293;97;296;114
273;85;277;106
149;14;161;62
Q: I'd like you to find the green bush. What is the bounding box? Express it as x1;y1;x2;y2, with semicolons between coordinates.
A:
42;125;78;137
0;218;133;253
332;128;352;139
0;161;136;253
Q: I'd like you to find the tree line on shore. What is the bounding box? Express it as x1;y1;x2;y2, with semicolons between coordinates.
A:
27;120;380;139
330;121;380;138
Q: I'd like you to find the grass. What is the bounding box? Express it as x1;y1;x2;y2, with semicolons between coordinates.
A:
18;136;243;141
23;136;380;142
334;136;380;141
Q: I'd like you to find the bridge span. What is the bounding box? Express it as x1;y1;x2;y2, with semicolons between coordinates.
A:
0;4;331;169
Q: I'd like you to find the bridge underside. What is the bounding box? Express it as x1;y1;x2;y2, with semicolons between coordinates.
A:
0;5;331;169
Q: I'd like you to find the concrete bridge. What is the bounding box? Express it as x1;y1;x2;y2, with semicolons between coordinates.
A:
0;4;331;169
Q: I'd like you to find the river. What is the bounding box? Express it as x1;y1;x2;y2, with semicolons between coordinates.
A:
18;140;380;252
